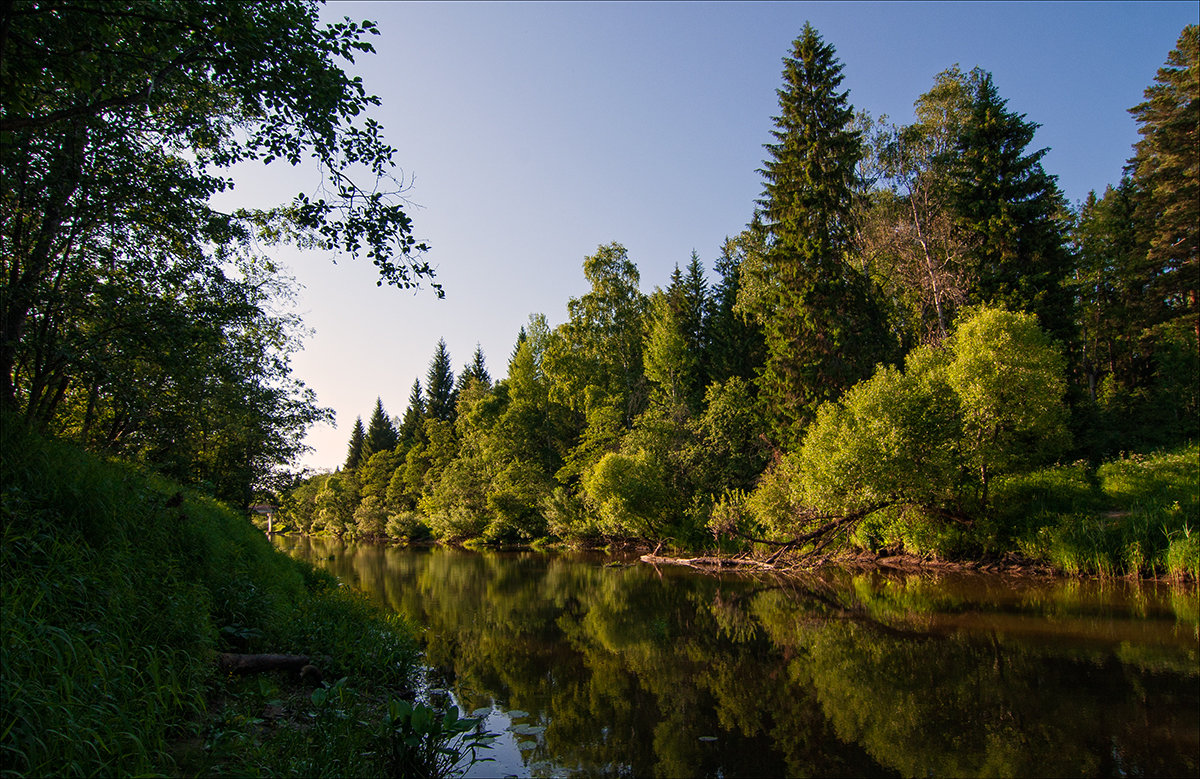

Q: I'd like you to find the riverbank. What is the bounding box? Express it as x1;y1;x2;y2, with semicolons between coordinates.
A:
280;441;1198;582
0;421;463;777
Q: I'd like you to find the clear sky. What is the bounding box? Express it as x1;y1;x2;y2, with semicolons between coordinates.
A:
225;1;1196;472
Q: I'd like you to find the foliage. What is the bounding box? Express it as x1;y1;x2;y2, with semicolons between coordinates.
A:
544;242;647;425
385;700;496;779
945;305;1071;500
0;416;420;777
1008;442;1200;577
0;0;432;503
582;449;673;540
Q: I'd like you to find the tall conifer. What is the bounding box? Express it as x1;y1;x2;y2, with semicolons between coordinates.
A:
749;24;893;446
399;380;425;448
946;74;1073;340
344;416;365;470
1127;25;1198;342
425;339;457;422
362;397;398;459
457;344;491;392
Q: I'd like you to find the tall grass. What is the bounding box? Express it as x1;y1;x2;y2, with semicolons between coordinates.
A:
0;417;421;777
1003;442;1199;579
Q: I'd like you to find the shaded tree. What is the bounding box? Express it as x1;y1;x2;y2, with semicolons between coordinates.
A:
0;0;431;499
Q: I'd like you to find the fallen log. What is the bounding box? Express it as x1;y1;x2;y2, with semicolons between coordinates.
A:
639;554;778;571
218;652;312;675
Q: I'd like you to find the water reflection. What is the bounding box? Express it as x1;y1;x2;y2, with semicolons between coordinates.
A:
276;536;1199;778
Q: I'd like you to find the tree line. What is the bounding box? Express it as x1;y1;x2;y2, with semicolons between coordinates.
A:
283;23;1197;558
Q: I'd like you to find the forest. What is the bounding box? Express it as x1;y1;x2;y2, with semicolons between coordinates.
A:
1;3;1195;576
279;25;1198;576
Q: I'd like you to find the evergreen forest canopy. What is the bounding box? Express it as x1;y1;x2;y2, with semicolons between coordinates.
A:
290;23;1198;568
0;0;436;505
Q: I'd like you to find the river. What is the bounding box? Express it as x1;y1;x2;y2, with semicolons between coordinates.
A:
275;536;1199;778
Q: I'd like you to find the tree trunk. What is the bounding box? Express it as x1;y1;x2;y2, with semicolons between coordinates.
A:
217;653;311;675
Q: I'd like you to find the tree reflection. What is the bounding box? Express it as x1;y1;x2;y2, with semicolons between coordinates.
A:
275;538;1198;778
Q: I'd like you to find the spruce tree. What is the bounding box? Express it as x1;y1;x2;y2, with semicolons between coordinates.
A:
674;251;711;408
749;24;893;446
344;416;366;471
362;397;399;459
946;73;1074;340
399;380;425;448
1070;180;1150;401
707;232;765;385
425;339;457;422
1127;25;1198;343
456;344;491;392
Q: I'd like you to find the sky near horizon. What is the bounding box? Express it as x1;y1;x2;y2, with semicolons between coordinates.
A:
226;1;1196;473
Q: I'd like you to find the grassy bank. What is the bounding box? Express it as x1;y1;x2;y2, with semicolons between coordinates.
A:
996;442;1199;579
0;419;478;777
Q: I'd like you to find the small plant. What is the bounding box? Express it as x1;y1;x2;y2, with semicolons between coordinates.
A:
384;699;497;779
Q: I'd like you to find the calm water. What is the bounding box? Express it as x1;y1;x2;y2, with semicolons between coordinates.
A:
275;536;1199;778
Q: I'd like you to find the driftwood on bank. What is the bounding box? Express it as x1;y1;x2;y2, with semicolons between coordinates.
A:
639;554;780;572
217;652;312;675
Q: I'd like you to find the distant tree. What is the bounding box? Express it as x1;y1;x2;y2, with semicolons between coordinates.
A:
696;377;770;493
664;252;711;410
398;380;426;449
545;242;648;425
344;416;366;470
745;24;894;446
425;339;457;423
1069;182;1149;404
358;448;402;502
643;290;695;416
353;495;389;539
362;397;398;459
456;344;491;393
312;473;358;537
708;232;765;385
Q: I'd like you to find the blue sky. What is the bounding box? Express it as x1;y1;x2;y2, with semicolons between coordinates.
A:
231;1;1196;471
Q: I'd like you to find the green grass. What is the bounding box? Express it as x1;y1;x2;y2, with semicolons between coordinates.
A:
1000;442;1199;578
0;417;424;777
